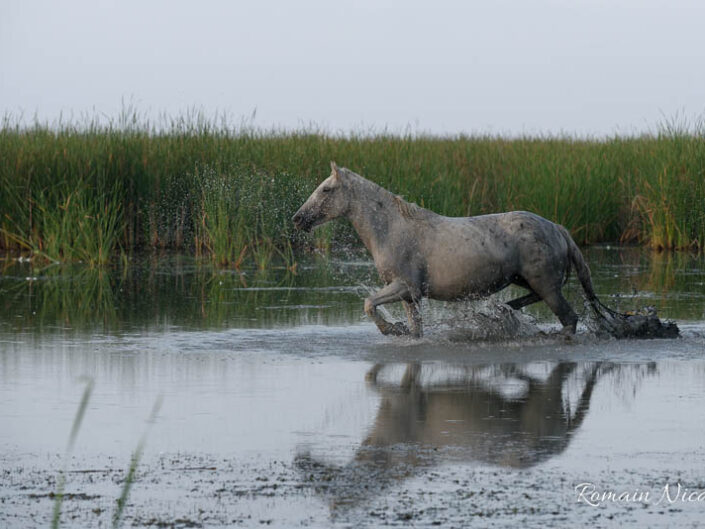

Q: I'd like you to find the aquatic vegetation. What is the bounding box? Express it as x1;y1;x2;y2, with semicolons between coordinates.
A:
1;112;704;267
193;165;302;268
1;176;124;265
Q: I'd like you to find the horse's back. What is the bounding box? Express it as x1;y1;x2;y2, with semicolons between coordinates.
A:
428;210;567;253
468;210;571;272
421;210;571;299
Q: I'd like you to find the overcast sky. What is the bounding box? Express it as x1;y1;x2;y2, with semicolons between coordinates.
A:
2;0;704;136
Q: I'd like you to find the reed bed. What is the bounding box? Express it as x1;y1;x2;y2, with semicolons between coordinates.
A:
1;114;703;266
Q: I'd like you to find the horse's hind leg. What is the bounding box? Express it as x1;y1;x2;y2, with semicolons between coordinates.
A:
507;291;542;310
528;282;578;334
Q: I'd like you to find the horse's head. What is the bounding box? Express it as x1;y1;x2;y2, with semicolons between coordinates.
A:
292;161;350;232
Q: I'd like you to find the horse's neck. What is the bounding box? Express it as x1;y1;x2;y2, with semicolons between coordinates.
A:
346;184;401;258
347;202;386;258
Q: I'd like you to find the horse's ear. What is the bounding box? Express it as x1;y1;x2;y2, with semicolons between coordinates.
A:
330;161;340;179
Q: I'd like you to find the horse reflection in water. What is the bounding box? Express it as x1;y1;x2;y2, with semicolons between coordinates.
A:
296;361;614;511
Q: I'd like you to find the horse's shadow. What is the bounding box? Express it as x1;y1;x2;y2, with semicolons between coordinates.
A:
295;361;610;513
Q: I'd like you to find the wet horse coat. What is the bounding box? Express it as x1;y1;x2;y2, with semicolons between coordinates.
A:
292;163;678;339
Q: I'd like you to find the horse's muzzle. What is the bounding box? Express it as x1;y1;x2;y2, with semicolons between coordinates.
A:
292;211;314;232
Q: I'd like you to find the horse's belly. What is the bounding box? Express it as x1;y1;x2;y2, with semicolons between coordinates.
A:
427;265;511;301
422;222;521;300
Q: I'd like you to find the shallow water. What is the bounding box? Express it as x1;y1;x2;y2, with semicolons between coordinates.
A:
1;247;705;528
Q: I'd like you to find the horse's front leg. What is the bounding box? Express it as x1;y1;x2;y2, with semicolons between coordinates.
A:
403;300;423;338
364;279;415;337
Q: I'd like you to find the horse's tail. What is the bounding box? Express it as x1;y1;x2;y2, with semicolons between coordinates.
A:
560;227;598;305
558;225;679;339
558;226;621;322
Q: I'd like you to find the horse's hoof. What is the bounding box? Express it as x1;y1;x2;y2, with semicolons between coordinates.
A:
379;322;410;336
385;322;410;336
549;324;576;342
559;324;577;337
376;320;411;337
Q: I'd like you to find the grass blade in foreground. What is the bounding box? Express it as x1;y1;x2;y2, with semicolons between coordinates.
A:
51;376;94;529
112;395;163;529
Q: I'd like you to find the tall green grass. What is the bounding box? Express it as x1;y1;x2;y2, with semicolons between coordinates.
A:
2;179;123;265
193;165;302;268
2;113;704;266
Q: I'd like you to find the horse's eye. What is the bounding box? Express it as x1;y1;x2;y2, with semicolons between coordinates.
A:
321;187;332;193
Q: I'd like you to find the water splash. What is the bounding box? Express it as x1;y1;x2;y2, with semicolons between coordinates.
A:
425;298;544;341
582;299;680;339
365;295;550;343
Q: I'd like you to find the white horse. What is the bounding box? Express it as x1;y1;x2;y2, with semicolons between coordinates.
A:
293;163;678;339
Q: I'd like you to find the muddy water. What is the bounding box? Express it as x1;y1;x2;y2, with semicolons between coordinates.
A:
1;248;704;528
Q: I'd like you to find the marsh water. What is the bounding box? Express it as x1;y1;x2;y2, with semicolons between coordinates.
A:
1;247;705;528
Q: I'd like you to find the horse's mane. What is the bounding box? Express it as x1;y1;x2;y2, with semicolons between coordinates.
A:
342;167;431;221
393;195;427;220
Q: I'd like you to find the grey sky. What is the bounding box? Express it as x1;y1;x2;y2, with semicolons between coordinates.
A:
2;0;704;136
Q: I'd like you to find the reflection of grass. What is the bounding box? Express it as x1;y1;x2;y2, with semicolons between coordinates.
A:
582;248;705;317
0;256;370;332
201;266;304;326
5;265;117;333
640;250;705;318
2;250;701;333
